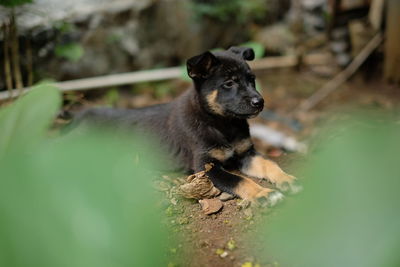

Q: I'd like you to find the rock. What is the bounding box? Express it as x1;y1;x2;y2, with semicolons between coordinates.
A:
330;40;349;54
335;53;352;67
254;23;295;55
0;0;154;30
170;198;178;205
332;27;350;40
199;198;223;215
220;251;229;258
302;0;326;10
179;164;221;200
219;192;234;201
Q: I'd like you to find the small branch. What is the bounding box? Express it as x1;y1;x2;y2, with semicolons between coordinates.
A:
10;9;24;95
2;21;13;99
25;35;33;86
296;33;383;113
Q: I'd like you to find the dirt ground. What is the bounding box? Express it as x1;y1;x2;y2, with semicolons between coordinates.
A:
158;69;400;267
61;68;400;267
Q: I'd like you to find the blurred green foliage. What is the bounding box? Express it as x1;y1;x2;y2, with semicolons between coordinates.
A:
0;85;169;267
191;0;268;24
132;82;176;100
55;21;77;34
153;83;173;99
0;83;60;157
180;65;191;82
0;0;32;7
55;43;84;62
107;32;123;44
104;88;120;106
260;113;400;267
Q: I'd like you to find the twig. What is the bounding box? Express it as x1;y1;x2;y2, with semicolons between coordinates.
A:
10;9;24;95
25;35;33;86
2;21;13;99
297;33;383;113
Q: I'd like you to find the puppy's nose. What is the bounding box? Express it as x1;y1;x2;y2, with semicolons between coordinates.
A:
250;97;264;108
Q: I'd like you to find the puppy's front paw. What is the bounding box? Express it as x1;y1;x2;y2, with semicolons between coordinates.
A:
235;178;273;201
273;173;300;194
255;190;285;207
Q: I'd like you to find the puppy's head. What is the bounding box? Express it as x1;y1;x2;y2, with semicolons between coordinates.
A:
187;47;264;119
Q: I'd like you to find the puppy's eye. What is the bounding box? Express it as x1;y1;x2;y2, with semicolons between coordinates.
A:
223;80;235;88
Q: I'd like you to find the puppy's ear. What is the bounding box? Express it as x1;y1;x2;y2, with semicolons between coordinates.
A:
228;46;255;61
187;51;220;79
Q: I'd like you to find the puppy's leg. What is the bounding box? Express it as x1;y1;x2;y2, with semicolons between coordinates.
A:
240;151;297;192
197;161;282;205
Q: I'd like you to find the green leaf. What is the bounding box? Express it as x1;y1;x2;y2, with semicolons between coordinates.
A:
0;0;32;7
0;129;168;267
55;43;84;62
0;83;61;158
54;21;76;34
260;113;400;267
104;88;119;106
154;83;172;99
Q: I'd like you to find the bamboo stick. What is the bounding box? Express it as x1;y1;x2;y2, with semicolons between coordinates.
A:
297;33;383;113
0;53;332;101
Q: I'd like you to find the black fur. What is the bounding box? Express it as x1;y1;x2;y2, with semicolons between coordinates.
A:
72;47;266;196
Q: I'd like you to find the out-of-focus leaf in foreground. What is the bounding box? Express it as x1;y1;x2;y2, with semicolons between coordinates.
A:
0;86;168;267
0;84;61;158
260;113;400;267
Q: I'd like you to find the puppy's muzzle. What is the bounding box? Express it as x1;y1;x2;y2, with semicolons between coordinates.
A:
250;97;264;109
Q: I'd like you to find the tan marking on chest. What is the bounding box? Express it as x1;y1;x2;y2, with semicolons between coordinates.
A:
208;147;234;162
206;90;224;115
233;138;252;154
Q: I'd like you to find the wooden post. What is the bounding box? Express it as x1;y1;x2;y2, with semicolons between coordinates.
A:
384;0;400;84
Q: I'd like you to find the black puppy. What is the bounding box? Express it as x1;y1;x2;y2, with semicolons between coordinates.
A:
75;47;296;202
